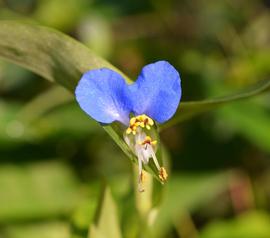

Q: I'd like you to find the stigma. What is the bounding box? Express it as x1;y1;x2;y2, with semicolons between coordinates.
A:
124;114;168;192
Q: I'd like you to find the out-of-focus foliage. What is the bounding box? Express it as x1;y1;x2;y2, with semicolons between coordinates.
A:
0;0;269;237
201;211;270;238
89;187;122;238
0;161;79;222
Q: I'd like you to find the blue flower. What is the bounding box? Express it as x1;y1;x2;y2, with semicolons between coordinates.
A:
75;60;181;191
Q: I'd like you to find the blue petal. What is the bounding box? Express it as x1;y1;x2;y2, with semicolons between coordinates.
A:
75;68;131;125
129;61;181;123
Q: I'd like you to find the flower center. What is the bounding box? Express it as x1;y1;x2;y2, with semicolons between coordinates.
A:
126;114;154;135
124;114;168;192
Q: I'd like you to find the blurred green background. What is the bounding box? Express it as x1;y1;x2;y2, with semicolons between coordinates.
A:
0;0;270;237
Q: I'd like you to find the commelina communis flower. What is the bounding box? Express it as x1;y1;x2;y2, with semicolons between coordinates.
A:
75;61;181;192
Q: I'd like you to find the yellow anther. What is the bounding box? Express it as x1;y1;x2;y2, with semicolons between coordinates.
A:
141;115;154;128
139;136;157;146
135;122;141;127
138;171;146;193
130;117;137;125
140;171;146;183
159;167;168;182
148;118;154;126
137;115;145;121
151;140;157;146
126;116;139;135
138;122;144;128
126;126;137;135
126;127;132;134
126;114;155;135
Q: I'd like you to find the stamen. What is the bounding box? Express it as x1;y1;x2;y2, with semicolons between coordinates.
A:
151;140;157;146
148;117;154;126
130;117;137;125
140;170;146;183
140;122;145;128
137;150;145;192
148;145;161;171
159;167;168;182
126;114;155;135
126;123;137;135
138;136;157;146
140;114;154;129
148;145;168;182
124;115;168;191
126;127;132;134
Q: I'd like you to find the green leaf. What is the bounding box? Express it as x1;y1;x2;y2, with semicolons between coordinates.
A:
0;161;80;222
201;211;270;238
215;99;270;153
161;79;270;130
0;21;128;91
89;225;106;238
0;20;163;181
2;222;70;238
0;100;101;147
88;187;122;238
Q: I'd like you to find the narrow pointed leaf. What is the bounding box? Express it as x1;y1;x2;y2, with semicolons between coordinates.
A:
89;187;122;238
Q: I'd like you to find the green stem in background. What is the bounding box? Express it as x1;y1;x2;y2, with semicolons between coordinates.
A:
173;212;199;238
17;86;73;123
